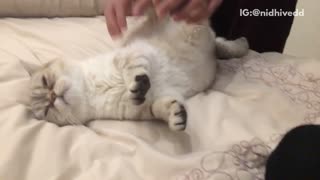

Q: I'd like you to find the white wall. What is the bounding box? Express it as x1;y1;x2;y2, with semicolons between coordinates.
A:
285;0;320;59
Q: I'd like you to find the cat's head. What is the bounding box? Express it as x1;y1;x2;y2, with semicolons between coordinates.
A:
30;60;90;126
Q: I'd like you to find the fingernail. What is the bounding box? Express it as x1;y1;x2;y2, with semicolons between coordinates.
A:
132;10;139;16
133;8;143;16
111;33;121;40
121;26;127;33
132;7;138;16
156;9;162;18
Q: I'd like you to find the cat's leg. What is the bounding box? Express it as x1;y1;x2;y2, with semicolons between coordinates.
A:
116;55;151;105
151;96;187;131
215;37;249;59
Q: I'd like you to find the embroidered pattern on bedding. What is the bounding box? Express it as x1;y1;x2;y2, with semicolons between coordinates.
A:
176;138;270;180
175;54;320;180
220;54;320;124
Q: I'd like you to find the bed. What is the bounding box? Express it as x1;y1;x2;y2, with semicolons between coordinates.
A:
0;1;319;180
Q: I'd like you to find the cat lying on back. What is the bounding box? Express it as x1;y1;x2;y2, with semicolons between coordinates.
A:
30;12;249;131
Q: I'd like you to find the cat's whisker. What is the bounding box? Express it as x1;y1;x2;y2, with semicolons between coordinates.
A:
67;116;77;126
66;112;79;126
67;119;76;126
50;108;60;124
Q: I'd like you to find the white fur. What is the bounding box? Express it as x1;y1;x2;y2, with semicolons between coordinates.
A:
30;15;249;131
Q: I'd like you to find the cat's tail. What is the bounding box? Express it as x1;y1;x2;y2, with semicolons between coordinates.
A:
215;37;250;59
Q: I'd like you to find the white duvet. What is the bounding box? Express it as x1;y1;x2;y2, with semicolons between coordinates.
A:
0;17;319;180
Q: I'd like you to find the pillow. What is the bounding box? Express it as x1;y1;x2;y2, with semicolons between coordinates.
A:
0;0;105;17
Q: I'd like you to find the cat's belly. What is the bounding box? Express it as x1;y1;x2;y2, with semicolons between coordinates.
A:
185;58;216;96
153;56;216;98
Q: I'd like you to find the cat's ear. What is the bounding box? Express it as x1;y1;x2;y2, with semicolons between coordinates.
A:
18;58;57;77
19;59;41;77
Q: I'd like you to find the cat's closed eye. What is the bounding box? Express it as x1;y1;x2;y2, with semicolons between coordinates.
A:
42;75;48;87
44;105;50;116
42;75;55;89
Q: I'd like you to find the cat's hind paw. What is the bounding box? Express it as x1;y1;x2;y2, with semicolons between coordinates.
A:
129;74;150;105
168;101;187;131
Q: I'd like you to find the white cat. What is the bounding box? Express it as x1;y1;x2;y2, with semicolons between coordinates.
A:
30;13;249;131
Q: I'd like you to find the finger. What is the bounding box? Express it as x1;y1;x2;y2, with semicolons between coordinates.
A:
170;0;190;14
186;11;208;24
208;0;223;15
133;0;151;16
156;0;184;18
115;0;130;32
105;5;121;38
152;0;162;6
173;0;200;21
189;6;203;18
186;1;210;23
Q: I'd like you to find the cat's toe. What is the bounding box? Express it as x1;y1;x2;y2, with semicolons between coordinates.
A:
130;74;150;105
168;101;187;131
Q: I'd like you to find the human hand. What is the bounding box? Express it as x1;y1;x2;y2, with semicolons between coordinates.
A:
153;0;223;23
104;0;152;38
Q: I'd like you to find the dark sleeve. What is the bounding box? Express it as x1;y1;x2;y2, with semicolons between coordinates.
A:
210;0;298;53
265;125;320;180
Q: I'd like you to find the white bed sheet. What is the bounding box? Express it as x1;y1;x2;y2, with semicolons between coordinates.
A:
0;17;319;180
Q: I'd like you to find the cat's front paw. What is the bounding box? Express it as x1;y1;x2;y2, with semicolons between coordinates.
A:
129;74;150;105
168;101;187;131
